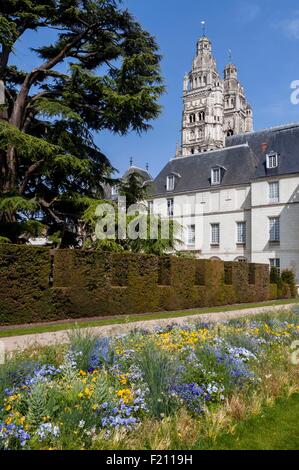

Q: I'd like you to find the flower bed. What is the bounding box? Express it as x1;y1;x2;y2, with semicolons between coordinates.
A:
1;310;299;450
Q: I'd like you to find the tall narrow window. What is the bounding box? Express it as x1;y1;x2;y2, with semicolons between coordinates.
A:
270;258;281;275
211;168;221;185
199;111;205;121
167;198;174;217
211;223;220;246
187;225;196;246
237;222;246;245
269;182;279;203
166;175;175;191
269;217;280;242
148;200;153;214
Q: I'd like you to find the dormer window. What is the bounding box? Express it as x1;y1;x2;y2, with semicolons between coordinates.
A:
166;175;175;191
266;152;279;169
111;185;118;197
211;167;221;185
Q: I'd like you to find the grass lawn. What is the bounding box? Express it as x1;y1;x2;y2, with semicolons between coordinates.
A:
0;298;298;338
198;394;299;450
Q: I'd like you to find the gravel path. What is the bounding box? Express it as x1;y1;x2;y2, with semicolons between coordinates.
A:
1;303;297;354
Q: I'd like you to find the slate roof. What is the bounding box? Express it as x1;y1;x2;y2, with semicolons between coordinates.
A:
151;123;299;197
226;123;299;179
122;166;152;182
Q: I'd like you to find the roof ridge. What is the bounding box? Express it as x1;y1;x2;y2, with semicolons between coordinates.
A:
171;143;249;161
227;122;299;141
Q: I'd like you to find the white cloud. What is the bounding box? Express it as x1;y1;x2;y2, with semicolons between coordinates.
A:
237;2;261;22
282;14;299;40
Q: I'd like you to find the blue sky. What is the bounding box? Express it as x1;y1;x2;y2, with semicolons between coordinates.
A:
12;0;299;177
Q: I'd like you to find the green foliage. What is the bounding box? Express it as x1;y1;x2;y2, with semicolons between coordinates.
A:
136;342;177;418
91;370;114;407
0;236;11;244
0;356;37;399
186;344;234;394
281;269;297;298
270;267;280;285
0;245;286;325
0;121;58;158
118;172;150;209
1;310;299;450
0;0;164;245
28;383;49;427
67;328;98;372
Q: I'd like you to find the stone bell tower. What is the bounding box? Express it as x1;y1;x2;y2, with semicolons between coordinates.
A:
179;29;253;158
223;61;253;137
181;35;224;156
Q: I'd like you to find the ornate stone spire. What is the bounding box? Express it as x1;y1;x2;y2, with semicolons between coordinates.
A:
181;35;224;156
178;34;254;157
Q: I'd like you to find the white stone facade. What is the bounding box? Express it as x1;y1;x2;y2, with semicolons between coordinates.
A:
149;35;299;286
181;36;253;157
150;174;299;282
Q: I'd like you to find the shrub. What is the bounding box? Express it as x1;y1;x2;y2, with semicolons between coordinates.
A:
0;236;11;244
281;269;297;298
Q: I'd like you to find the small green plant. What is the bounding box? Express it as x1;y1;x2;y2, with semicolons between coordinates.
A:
28;383;49;427
67;328;98;371
136;341;177;418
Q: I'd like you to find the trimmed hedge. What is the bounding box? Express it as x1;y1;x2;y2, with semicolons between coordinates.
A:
0;245;295;325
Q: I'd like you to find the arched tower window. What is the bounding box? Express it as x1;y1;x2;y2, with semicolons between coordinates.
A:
199;111;205;122
227;129;234;137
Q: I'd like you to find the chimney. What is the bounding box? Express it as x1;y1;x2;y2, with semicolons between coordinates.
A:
260;142;268;153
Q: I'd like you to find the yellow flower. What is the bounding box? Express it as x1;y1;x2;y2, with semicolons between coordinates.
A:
84;387;93;398
118;374;128;385
5;416;13;425
78;392;84;399
79;370;87;376
19;417;26;425
5;405;12;412
117;388;133;404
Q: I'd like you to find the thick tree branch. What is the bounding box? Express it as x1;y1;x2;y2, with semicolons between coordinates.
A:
39;198;64;224
19;159;45;195
10;25;95;129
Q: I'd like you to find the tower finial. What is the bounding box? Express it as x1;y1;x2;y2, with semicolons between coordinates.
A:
146;162;149;172
201;20;206;37
228;49;232;63
130;157;133;167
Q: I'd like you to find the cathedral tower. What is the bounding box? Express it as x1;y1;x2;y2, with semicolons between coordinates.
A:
223;62;253;137
179;33;253;157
